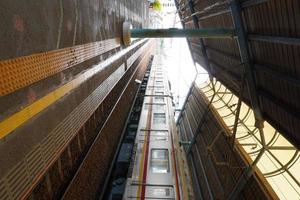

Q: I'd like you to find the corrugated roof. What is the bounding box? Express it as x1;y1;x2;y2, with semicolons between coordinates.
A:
176;0;300;148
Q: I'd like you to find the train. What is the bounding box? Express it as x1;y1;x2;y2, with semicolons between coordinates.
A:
122;54;192;199
105;54;192;200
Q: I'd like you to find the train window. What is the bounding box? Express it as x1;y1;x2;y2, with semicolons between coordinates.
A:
155;80;163;85
128;186;174;198
144;103;165;111
154;137;167;141
155;91;164;95
153;188;171;196
152;130;168;141
154;131;168;137
151;130;168;137
144;104;149;110
150;149;169;173
153;113;166;124
153;104;165;110
152;149;167;159
154;96;164;103
148;85;164;89
145;104;164;110
138;131;168;141
155;87;164;92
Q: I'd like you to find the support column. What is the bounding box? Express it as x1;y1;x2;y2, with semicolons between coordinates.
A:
230;1;264;128
186;82;217;154
227;1;266;199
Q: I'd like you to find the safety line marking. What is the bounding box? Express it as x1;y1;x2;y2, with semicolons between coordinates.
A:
0;39;147;139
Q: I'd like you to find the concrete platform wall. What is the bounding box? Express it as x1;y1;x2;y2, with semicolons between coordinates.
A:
0;1;152;199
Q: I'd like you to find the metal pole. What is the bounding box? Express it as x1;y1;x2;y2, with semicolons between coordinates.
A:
130;28;235;38
227;148;265;200
176;83;195;125
230;1;264;128
186;81;217;154
227;2;267;199
248;34;300;46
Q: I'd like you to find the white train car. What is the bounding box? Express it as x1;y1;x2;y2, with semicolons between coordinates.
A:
123;55;188;200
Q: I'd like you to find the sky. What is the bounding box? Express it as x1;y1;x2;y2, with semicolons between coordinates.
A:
156;3;208;112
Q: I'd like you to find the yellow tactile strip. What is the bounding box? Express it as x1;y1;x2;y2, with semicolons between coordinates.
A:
0;39;147;140
0;38;120;96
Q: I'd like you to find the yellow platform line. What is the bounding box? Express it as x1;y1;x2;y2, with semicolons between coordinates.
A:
0;68;91;139
0;39;147;139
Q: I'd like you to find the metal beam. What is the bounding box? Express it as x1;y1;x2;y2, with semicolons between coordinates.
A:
255;64;300;86
227;147;265;200
189;154;204;200
186;84;217;154
182;111;215;199
130;28;236;38
228;70;245;156
248;34;300;46
176;82;195;125
257;87;300;120
203;44;300;86
242;0;269;8
182;0;268;23
230;1;264;128
227;2;267;198
201;43;300;87
205;45;240;61
267;146;296;150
